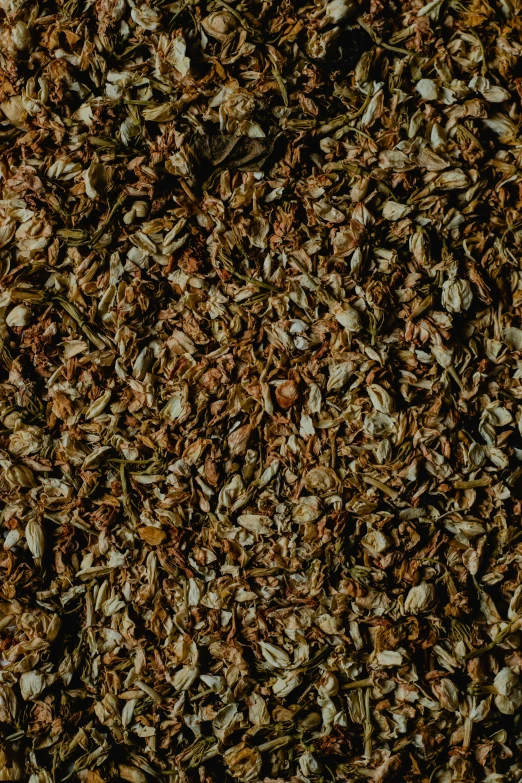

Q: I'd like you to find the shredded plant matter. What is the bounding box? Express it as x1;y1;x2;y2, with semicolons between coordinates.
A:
3;0;522;781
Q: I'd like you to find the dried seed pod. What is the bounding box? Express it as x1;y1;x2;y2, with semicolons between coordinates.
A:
25;519;45;560
4;529;21;550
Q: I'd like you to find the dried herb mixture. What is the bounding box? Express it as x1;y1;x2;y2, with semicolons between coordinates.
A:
2;0;522;781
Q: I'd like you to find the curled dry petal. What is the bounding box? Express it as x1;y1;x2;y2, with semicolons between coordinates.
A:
441;277;473;312
432;678;460;711
223;744;262;782
275;379;299;408
404;583;436;615
202;11;238;41
304;467;339;493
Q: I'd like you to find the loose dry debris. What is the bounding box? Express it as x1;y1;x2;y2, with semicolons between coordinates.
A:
2;0;522;781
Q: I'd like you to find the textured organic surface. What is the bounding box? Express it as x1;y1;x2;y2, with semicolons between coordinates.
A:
2;0;522;782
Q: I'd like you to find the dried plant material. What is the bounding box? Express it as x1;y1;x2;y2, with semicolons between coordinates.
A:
2;0;522;781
